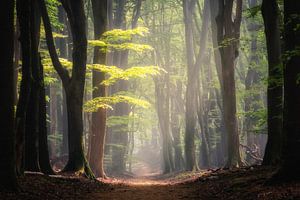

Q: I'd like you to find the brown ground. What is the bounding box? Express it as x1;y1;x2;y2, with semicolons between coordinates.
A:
1;166;300;200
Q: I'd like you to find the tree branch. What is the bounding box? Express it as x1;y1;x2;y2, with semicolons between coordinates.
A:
39;0;70;85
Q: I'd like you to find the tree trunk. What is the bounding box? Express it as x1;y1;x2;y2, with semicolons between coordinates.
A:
261;0;283;166
0;0;18;190
89;0;108;178
209;0;227;167
216;0;242;167
38;56;54;174
24;0;41;172
183;0;197;171
16;0;32;175
171;82;184;171
39;0;94;178
273;0;300;181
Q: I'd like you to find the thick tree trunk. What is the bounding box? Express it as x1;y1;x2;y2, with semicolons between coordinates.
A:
61;0;94;178
0;0;18;190
261;0;283;166
273;0;300;181
89;0;108;178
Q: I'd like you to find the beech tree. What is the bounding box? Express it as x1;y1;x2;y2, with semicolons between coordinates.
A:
262;0;283;166
215;0;243;167
0;0;18;191
274;0;300;181
40;0;94;177
89;0;108;178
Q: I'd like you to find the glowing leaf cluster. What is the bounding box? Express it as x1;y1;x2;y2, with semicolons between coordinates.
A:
88;27;153;53
103;27;150;42
84;94;150;112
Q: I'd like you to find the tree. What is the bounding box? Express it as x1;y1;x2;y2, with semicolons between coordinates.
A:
215;0;243;167
40;0;94;177
89;0;108;178
15;0;32;175
183;0;197;171
273;0;300;181
261;0;283;166
0;0;18;190
24;0;42;172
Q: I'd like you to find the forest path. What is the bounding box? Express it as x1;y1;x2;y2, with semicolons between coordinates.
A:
88;172;206;200
2;167;299;200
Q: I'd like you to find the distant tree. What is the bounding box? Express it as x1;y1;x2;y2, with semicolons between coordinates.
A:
183;0;197;171
0;0;18;190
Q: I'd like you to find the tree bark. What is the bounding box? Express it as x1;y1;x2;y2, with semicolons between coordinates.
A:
183;0;197;171
273;0;300;181
89;0;108;178
38;56;54;174
39;0;94;178
24;0;41;172
16;0;32;175
216;0;242;167
261;0;283;166
0;0;18;190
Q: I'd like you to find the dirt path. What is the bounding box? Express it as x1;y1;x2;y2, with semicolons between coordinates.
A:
88;176;201;200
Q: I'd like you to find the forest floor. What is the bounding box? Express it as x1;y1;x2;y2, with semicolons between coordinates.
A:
1;166;300;200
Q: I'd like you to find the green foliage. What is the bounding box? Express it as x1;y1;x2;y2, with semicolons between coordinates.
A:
45;0;63;30
84;93;150;112
103;27;150;42
88;27;153;53
43;58;164;86
94;65;165;86
244;5;261;18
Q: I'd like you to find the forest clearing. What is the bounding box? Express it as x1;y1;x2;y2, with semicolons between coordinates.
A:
1;0;300;199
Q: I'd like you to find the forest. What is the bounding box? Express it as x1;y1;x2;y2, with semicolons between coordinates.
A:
0;0;300;199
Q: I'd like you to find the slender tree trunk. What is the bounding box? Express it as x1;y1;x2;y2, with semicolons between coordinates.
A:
216;0;242;167
89;0;108;178
57;6;68;156
183;0;197;171
209;0;227;166
171;82;184;171
111;0;129;174
39;0;94;178
0;0;18;190
261;0;283;166
24;0;41;172
38;56;54;174
16;0;32;175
